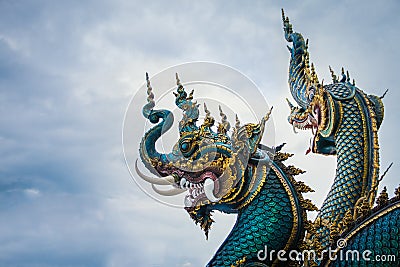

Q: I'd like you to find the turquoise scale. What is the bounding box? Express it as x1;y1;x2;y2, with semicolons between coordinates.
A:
207;164;297;267
316;86;372;249
329;207;400;267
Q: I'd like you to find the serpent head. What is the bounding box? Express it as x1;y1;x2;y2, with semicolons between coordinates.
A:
137;73;271;209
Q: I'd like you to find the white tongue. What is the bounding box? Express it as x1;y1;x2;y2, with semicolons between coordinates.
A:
204;178;221;202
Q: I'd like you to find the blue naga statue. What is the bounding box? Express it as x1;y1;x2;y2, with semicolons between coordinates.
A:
135;10;400;267
136;72;316;266
282;9;400;266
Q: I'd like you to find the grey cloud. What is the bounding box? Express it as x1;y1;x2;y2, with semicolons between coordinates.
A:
0;0;399;266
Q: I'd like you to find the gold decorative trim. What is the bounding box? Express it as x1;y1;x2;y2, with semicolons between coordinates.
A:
354;96;370;197
231;256;246;267
325;202;400;266
319;91;336;138
221;159;246;203
362;91;380;206
236;164;267;209
270;164;299;254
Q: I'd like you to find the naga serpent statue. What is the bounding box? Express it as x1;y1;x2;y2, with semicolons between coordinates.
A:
134;10;400;267
136;73;317;266
282;10;400;266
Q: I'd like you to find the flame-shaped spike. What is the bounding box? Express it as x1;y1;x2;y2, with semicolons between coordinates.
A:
340;67;346;82
353;79;356;86
346;70;350;83
329;66;338;83
219;106;225;121
376;186;389;206
286;98;295;109
310;63;319;84
174;73;199;133
264;106;273;121
204;103;210;116
305;52;310;69
281;9;290;30
282;8;293;38
142;72;156;118
235;114;240;128
318;80;325;94
176;72;181;86
188;89;194;100
217;106;230;134
395;184;400;198
145;73;155;104
283;10;317;108
201;103;215;129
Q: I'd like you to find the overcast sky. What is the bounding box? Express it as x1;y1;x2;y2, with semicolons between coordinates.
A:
1;1;399;266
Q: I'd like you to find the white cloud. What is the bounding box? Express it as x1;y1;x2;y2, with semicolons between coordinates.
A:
24;188;41;198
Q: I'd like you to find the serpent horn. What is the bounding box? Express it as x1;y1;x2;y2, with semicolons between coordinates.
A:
151;184;186;196
135;159;175;185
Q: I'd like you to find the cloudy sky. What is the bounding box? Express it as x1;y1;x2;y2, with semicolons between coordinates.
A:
1;1;399;266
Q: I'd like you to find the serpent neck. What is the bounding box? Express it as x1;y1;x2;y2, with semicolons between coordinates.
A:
316;90;380;249
207;162;303;267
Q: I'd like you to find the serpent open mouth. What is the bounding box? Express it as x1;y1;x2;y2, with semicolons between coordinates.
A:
290;106;320;155
135;160;223;207
175;170;221;207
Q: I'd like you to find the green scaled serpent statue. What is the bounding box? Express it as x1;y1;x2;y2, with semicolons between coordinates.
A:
134;10;400;267
136;73;317;266
283;9;400;266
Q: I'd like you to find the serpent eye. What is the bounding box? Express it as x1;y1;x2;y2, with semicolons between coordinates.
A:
180;141;190;152
178;136;198;158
